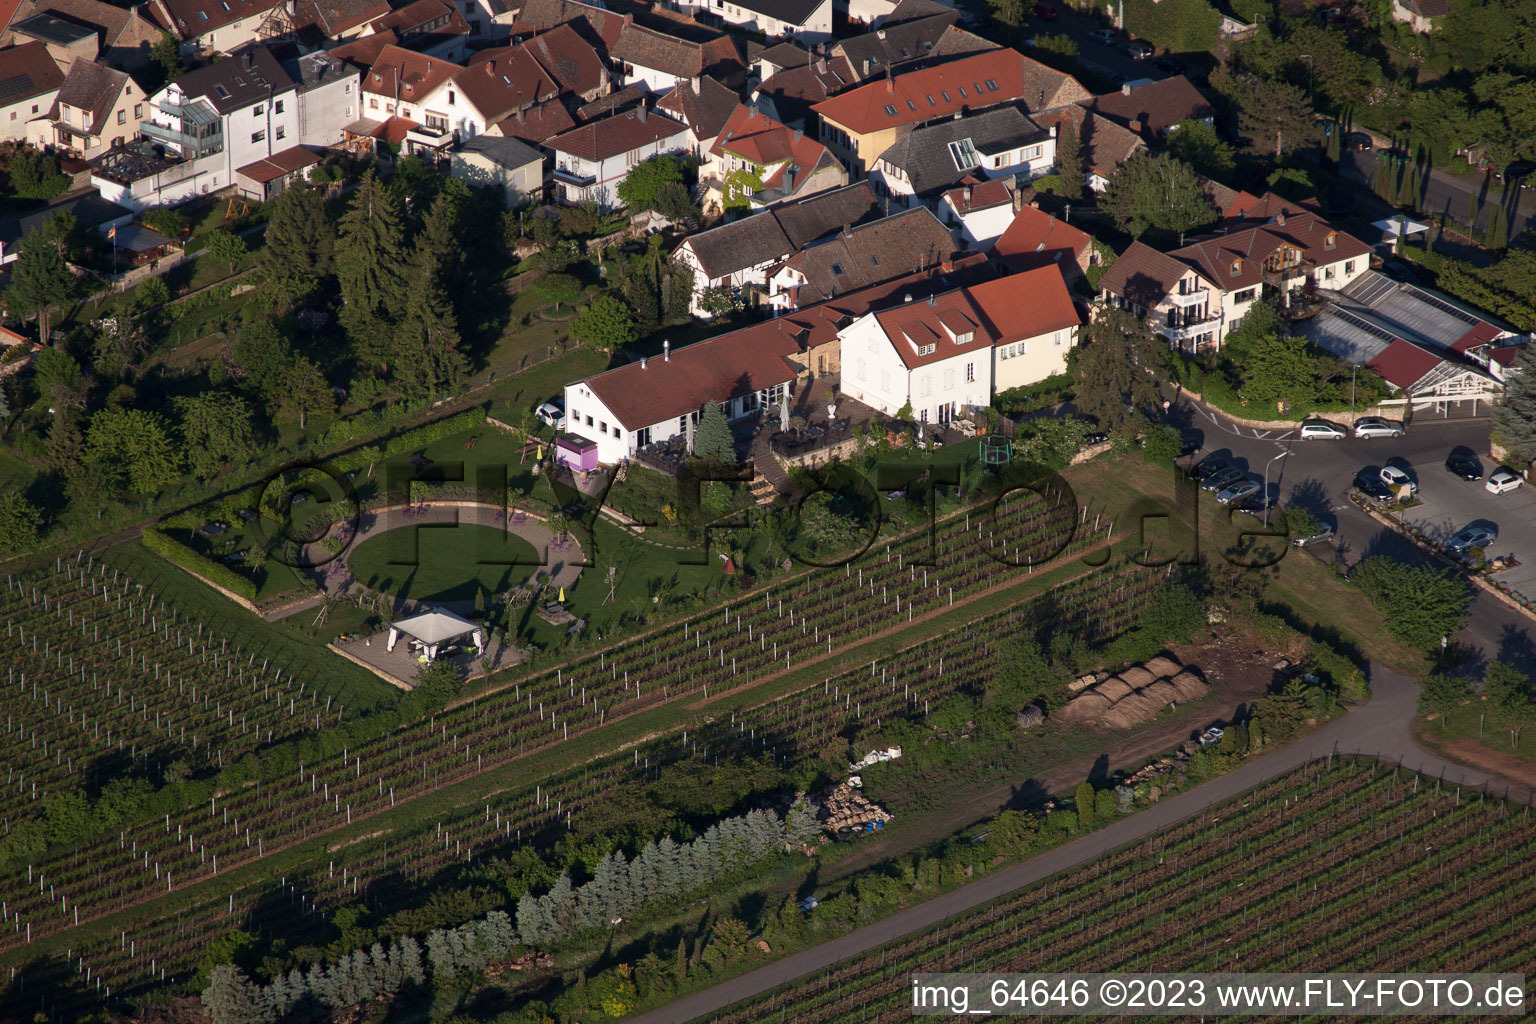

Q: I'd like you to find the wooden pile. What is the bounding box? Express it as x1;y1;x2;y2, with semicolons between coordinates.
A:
815;782;893;832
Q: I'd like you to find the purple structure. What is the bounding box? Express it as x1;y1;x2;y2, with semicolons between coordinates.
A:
555;433;599;472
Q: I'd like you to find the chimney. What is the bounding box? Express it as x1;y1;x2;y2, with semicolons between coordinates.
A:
637;104;647;122
641;355;648;368
1121;82;1131;96
1049;124;1057;137
516;106;524;124
785;166;795;191
485;62;495;75
792;127;802;140
940;257;954;272
427;61;432;73
927;294;937;306
692;76;700;94
862;57;870;76
876;28;885;38
1276;211;1286;226
1128;119;1142;135
664;339;670;361
903;293;913;302
1012;187;1023;212
964;183;972;207
885;66;894;93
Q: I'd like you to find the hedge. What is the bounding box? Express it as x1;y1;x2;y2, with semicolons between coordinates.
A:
141;526;258;601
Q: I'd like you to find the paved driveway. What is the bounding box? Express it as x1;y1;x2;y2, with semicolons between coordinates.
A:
1175;398;1536;674
1399;458;1536;600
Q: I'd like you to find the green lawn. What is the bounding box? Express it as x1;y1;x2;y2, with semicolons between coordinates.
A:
349;523;542;604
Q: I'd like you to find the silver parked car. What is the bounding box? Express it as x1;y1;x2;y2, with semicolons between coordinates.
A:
1354;416;1405;438
1216;480;1261;506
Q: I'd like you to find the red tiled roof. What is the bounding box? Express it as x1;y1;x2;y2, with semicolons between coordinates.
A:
943;177;1011;214
152;0;280;38
711;103;827;172
237;144;321;182
375;0;467;39
0;41;65;102
295;0;388;36
359;44;462;102
523;22;606;96
330;26;396;67
455;44;558;122
493;97;575;143
1367;339;1442;391
1173;211;1372;293
1452;320;1503;353
874;289;991;369
812;49;1028;135
1090;76;1214;141
1489;345;1524;367
545;106;688;162
964;266;1079;343
991;203;1092;273
509;0;629;49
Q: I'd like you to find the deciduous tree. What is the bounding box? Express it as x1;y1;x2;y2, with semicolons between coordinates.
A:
571;294;637;352
0;489;41;554
616;155;686;212
175;392;259;479
277;358;334;429
1350;557;1472;650
84;407;180;496
1235;77;1314;159
1101;152;1217;239
1068;306;1163;435
206;228;248;273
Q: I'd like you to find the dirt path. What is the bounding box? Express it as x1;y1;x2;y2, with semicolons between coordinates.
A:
1411;719;1536;790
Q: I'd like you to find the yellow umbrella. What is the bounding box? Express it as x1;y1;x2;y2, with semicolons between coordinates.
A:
558;586;565;602
536;445;545;460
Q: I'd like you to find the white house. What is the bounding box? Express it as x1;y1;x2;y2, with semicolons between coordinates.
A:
544;105;690;207
563;330;798;464
680;0;833;45
838;267;1079;423
608;22;744;95
1099;201;1376;352
149;0;291;57
938;178;1014;250
0;42;64;143
870;106;1055;211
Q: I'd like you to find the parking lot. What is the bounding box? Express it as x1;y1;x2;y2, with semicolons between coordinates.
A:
1178;407;1536;606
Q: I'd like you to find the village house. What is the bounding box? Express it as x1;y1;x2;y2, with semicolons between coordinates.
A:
1084;76;1214;148
938;177;1015;250
450;133;544;207
672;180;880;314
703;102;845;210
1;0;164;71
812;48;1085;175
8;13;97;74
148;0;292;57
989;200;1094;285
561;257;1003;462
0;191;132;265
371;0;470;61
0;41;65;142
830;4;961;81
869;105;1055;209
763;205;958;313
752;54;854;130
27;58;145;157
1391;0;1446;32
608;20;744;94
1032;104;1143;192
837;266;1080;424
544;104;690;207
293;0;391;44
677;0;833;45
344;44;463;153
1099;202;1375;352
656;74;739;158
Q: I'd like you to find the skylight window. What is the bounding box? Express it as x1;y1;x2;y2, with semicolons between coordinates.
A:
214;83;230;99
906;99;916;111
197;9;209;19
831;263;843;275
947;137;981;171
925;94;935;106
883;103;898;116
940;90;950;102
957;85;967;97
220;1;229;10
985;79;1000;91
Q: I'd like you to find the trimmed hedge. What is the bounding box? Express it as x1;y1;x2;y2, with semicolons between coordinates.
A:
142;526;258;601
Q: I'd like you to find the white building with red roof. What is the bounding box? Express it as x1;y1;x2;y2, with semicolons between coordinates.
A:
838;264;1079;423
545;104;690;206
704;102;845;209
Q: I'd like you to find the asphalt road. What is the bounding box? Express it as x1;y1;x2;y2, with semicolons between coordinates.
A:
1174;397;1536;675
1339;148;1536;239
632;664;1526;1024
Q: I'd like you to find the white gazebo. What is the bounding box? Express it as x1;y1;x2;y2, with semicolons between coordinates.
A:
386;608;485;662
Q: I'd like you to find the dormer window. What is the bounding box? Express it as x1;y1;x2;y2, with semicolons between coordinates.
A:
917;343;935;356
954;330;974;344
1325;231;1336;250
1231;258;1242;275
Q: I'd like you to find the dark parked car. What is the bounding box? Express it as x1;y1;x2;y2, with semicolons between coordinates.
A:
1201;466;1246;492
1233;493;1277;517
1191;454;1232;480
1152;56;1186;76
1345;131;1373;151
1445;449;1484;480
1353;470;1394;504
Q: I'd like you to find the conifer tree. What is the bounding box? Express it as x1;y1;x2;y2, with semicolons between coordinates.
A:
259;185;334;309
1492;344;1536;464
394;192;467;397
336;172;408;367
693;401;735;464
1055;117;1084;201
202;965;268;1024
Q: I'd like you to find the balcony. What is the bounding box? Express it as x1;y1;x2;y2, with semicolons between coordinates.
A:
1261;259;1314;286
552;164;597;187
1170;288;1209;308
141;119;222;159
1158;313;1220;342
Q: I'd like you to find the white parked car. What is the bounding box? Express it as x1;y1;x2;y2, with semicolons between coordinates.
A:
536;400;566;430
1299;419;1348;440
1216;479;1261;506
1354;417;1405;438
1446;525;1497;556
1379;465;1417;495
1486;468;1525;494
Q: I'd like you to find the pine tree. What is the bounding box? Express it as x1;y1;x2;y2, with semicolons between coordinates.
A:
336;172;408;367
4;227;76;345
425;928;455;980
542;873;577;938
692;401;735;464
259;185;334;309
785;799;820;850
1055;117;1084;201
1075;781;1095;830
1492;344;1536;465
202;965;269;1024
393;192;466;398
675;937;688;983
516;892;552;946
397;937;426;985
